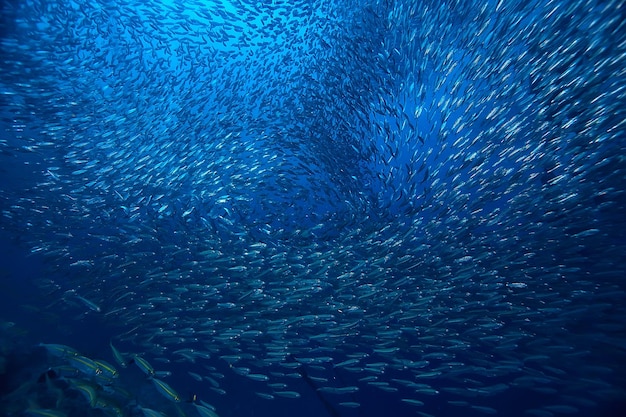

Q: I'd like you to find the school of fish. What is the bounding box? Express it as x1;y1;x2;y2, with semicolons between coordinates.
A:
1;0;625;416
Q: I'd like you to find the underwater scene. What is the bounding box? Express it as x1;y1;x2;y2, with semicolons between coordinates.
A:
1;0;625;416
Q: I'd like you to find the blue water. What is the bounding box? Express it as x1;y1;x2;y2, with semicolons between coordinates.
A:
1;0;625;417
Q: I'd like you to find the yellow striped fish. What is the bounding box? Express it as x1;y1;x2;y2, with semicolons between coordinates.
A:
150;377;180;402
132;355;154;376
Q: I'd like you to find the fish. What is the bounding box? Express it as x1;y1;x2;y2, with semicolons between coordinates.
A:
132;355;155;377
25;408;68;417
109;341;128;368
64;290;101;313
317;386;359;395
139;407;167;417
92;359;119;380
273;391;301;399
402;399;425;407
66;355;102;378
150;377;181;402
1;0;625;417
38;343;80;358
193;403;220;417
68;379;98;407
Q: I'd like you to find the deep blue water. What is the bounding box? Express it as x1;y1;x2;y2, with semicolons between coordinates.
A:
1;1;626;417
